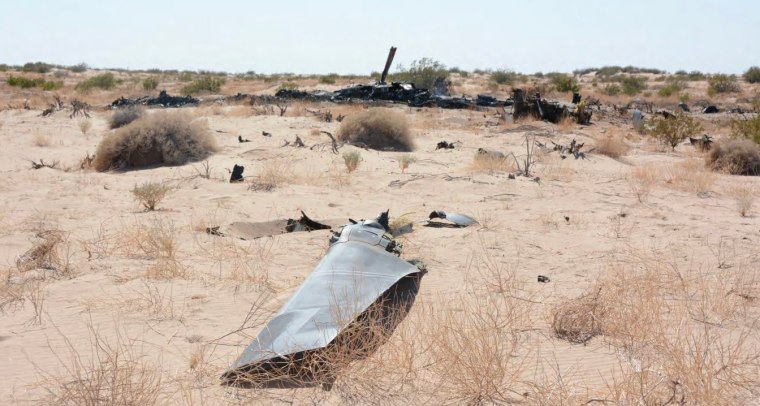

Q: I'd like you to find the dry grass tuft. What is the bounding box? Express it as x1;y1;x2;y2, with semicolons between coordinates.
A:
16;229;72;276
36;322;162;405
469;151;514;173
78;119;92;135
109;105;145;129
397;154;416;173
342;151;361;173
726;182;756;217
594;131;631;158
130;181;171;211
337;109;414;151
32;134;51;147
628;165;659;202
552;287;606;344
706;138;760;175
249;158;295;191
119;216;186;279
94;111;219;171
662;159;716;193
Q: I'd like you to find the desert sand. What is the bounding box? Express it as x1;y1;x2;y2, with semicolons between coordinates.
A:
0;70;759;404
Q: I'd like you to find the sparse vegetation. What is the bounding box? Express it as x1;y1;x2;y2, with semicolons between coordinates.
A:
726;183;756;216
619;75;647;96
706;138;760;175
142;76;159;91
319;74;338;84
601;83;621;96
76;72;120;93
78;119;92;135
594;132;630;158
94;111;219;171
391;58;449;92
490;69;515;85
131;181;171;211
628;165;658;202
744;66;760;83
649;111;703;150
708;74;740;95
551;73;580;93
342;151;361;172
7;75;63;90
181;75;225;95
397;154;416;173
731;100;760;143
657;77;685;97
337;109;413;151
22;62;53;73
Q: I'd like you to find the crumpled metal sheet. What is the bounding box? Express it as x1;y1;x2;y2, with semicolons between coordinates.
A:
221;215;424;388
428;210;479;227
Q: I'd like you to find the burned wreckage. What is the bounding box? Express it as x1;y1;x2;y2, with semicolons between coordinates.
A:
221;211;427;390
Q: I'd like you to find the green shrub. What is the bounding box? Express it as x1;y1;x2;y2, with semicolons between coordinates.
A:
0;64;9;72
7;75;63;90
142;76;159;91
743;66;760;84
22;62;53;73
180;76;225;95
68;63;88;73
277;81;298;91
391;58;450;92
551;74;580;93
708;74;740;95
649;111;703;150
76;73;121;93
490;69;515;85
657;78;685;97
319;74;338;84
177;71;194;82
602;84;621;96
342;151;361;173
620;76;647;96
731;100;760;144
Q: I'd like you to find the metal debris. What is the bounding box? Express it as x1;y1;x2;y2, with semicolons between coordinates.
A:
512;89;591;125
428;211;479;227
436;141;456;150
110;90;199;109
285;211;331;233
230;164;245;183
221;211;426;389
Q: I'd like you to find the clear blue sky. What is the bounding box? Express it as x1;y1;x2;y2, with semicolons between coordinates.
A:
2;0;758;74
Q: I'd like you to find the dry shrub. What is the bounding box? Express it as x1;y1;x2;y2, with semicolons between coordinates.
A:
32;134;51;147
16;229;72;276
109;105;145;129
706;138;760;175
469;151;514;173
628;165;658;202
662;159;716;193
342;151;361;173
594;132;630;158
36;322;162;405
78;119;92;135
552;255;760;404
249;158;294;191
337;109;414;151
119;216;186;279
726;182;756;217
397;154;416;173
130;181;171;211
94;111;219;171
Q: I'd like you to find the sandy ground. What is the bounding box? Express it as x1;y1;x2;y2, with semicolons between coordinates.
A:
0;82;759;404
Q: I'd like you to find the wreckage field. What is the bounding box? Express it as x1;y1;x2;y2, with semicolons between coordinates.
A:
1;68;759;404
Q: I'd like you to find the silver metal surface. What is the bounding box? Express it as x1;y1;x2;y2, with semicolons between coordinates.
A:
221;215;423;388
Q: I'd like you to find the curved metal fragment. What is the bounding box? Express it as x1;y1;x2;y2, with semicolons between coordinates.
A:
221;213;424;389
428;210;479;227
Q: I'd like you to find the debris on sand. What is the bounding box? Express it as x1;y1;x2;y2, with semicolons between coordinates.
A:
220;211;426;390
110;90;199;109
229;164;245;183
512;89;592;125
436;141;457;150
427;211;479;227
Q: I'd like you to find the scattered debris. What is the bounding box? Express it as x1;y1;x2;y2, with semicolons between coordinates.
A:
282;135;305;148
476;148;505;159
564;216;570;223
549;139;588;159
39;95;64;118
512;89;591;125
703;105;719;114
689;134;713;152
110;90;199;108
537;275;551;283
428;211;479;227
632;109;645;133
220;211;426;389
205;226;225;237
238;136;251;143
436;141;457;150
285;211;332;232
229;164;245;183
678;102;690;112
262;131;272;137
309;131;341;154
28;159;59;170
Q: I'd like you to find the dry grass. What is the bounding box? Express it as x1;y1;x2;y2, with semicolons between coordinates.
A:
628;165;659;202
35;322;162;405
32;133;51;147
109;105;145;129
337;108;414;151
118;216;187;279
94;111;219;171
469;151;514;173
726;182;756;217
594;130;631;158
249;158;296;191
397;154;416;173
78;119;92;135
662;159;716;193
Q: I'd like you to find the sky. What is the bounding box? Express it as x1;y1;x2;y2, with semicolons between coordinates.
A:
1;0;758;75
